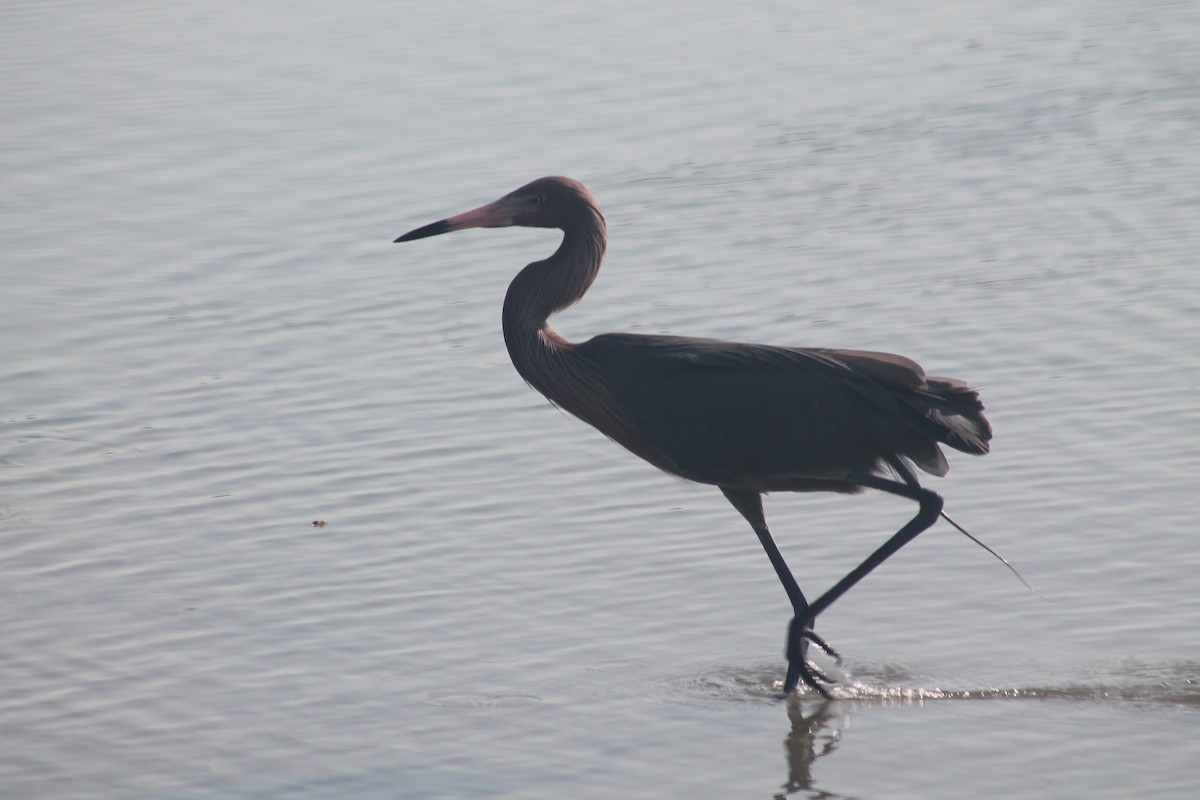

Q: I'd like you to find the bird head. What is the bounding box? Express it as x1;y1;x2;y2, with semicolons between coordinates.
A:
394;176;602;242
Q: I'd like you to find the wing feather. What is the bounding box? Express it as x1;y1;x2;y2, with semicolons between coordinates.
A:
574;333;990;489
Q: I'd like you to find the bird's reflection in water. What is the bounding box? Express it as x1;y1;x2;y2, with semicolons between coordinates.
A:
778;700;853;800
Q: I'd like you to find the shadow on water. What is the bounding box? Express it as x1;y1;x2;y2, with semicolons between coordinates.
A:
680;656;1200;707
836;659;1200;707
779;701;846;800
675;658;1200;799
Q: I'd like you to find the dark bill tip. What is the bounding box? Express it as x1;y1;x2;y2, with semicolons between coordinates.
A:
394;218;451;243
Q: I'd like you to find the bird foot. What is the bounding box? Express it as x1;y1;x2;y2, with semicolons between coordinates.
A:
782;615;843;698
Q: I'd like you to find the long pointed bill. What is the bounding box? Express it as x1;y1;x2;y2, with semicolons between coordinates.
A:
394;197;515;243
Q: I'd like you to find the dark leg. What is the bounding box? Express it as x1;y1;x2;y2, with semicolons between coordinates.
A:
790;470;944;668
721;487;807;609
721;488;837;696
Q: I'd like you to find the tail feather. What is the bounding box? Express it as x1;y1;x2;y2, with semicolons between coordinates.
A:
921;376;992;456
824;348;991;476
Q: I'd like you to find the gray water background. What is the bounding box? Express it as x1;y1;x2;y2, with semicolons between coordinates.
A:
2;1;1198;797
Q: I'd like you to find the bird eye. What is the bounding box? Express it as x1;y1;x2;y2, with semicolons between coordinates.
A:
529;194;544;207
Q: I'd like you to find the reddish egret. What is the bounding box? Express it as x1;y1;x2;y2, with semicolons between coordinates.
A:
395;176;992;695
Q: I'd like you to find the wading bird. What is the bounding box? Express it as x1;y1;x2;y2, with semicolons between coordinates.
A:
395;176;992;695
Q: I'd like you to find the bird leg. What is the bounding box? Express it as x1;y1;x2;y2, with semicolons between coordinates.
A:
784;618;840;695
786;470;945;691
803;470;944;623
720;488;836;696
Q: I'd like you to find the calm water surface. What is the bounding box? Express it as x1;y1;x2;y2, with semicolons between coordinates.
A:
3;1;1199;798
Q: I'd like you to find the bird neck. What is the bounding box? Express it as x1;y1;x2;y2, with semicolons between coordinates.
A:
501;216;606;372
